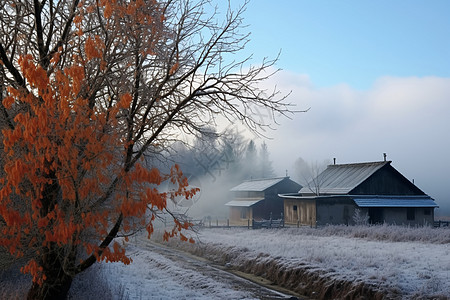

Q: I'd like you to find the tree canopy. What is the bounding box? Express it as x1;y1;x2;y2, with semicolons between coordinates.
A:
0;0;291;298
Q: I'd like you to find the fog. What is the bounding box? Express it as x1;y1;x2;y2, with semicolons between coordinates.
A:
160;70;450;219
261;71;450;217
159;134;277;221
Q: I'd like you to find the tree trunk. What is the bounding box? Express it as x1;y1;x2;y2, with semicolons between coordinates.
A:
26;245;74;300
27;175;75;300
27;275;73;300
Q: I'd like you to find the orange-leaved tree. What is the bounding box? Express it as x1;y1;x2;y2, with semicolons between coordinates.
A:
0;0;291;299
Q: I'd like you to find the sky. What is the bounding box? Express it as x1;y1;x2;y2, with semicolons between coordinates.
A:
221;1;450;214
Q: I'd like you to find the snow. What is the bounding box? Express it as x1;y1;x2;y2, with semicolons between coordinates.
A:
99;242;263;300
99;225;450;298
3;225;449;298
95;225;450;298
186;227;450;297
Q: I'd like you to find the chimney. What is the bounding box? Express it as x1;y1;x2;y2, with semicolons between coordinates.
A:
333;158;336;165
383;153;387;162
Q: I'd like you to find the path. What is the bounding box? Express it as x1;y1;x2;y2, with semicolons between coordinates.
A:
103;237;304;299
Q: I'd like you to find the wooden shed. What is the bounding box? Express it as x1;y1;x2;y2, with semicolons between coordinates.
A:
280;161;438;226
226;177;302;226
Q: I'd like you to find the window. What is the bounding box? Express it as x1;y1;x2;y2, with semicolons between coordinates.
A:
407;208;415;221
240;208;247;219
293;205;298;211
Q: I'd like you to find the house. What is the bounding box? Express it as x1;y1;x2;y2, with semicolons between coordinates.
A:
280;160;438;226
226;177;302;226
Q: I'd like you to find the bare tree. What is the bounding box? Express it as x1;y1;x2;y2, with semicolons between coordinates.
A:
353;208;370;226
294;158;329;195
0;0;293;298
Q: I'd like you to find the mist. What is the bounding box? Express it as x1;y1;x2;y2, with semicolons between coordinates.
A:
257;70;450;217
156;70;450;219
158;130;279;221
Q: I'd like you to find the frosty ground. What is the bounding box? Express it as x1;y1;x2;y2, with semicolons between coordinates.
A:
172;225;450;298
1;224;450;299
93;224;450;299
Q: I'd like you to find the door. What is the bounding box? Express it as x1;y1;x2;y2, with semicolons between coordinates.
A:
368;207;384;224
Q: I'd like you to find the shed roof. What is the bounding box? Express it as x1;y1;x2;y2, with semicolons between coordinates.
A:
225;198;264;207
299;161;389;195
353;195;438;208
230;177;289;192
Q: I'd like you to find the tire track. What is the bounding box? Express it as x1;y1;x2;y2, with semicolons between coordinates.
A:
135;239;304;300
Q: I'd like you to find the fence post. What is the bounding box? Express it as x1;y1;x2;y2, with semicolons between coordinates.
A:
227;219;229;228
248;219;250;229
269;212;272;228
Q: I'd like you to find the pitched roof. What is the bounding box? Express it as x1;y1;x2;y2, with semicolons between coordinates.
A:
299;161;389;195
230;177;289;192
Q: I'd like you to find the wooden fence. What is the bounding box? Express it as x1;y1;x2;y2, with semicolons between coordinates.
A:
434;220;450;228
162;217;449;229
188;218;286;229
252;218;284;229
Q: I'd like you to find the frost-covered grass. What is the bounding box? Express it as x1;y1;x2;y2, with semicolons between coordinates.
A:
100;243;264;300
283;223;450;244
1;224;449;298
0;241;262;300
186;225;450;298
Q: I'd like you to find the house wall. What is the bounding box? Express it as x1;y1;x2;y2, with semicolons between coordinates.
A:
251;200;273;220
229;206;253;226
233;191;264;198
352;165;425;195
271;180;303;196
229;178;302;224
284;199;316;226
263;179;302;220
371;207;435;226
316;198;357;226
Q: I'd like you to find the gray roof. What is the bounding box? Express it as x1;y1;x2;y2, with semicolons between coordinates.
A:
230;177;288;192
353;195;438;208
225;198;264;207
299;161;389;195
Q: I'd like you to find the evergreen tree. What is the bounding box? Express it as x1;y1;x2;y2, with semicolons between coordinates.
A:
243;140;258;179
258;142;275;178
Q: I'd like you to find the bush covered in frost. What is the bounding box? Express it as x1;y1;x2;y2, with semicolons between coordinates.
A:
283;223;450;244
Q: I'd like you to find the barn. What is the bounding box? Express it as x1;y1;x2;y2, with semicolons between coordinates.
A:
280;160;438;226
226;177;302;226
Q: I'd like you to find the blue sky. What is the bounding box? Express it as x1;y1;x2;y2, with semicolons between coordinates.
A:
241;0;450;89
220;1;450;214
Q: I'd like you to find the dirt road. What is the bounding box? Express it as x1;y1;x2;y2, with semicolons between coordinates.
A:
130;238;304;300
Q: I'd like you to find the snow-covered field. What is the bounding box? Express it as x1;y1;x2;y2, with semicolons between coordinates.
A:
1;236;291;300
2;225;450;299
162;225;450;299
